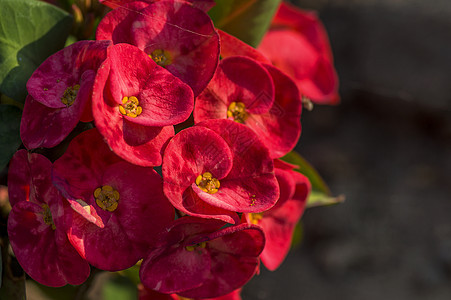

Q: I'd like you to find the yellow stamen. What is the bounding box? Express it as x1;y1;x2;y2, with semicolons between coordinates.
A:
248;213;263;225
149;49;172;68
227;101;248;123
195;172;220;194
94;185;120;212
185;241;207;252
119;96;142;118
61;84;80;107
42;204;56;230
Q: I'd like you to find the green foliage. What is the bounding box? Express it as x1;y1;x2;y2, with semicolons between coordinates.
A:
33;282;78;300
290;223;303;249
0;105;22;171
0;0;72;102
282;151;344;208
103;275;138;300
209;0;281;47
118;264;141;286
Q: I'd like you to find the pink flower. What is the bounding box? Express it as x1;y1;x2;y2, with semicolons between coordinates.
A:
245;159;311;270
7;150;90;286
194;56;302;158
21;40;110;149
258;2;339;105
140;216;264;298
52;128;175;271
162;119;279;223
92;43;193;166
96;0;219;96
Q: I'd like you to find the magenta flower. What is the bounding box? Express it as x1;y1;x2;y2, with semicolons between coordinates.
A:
52;128;175;271
258;2;339;104
139;216;264;298
92;43;193;166
162;119;279;223
96;0;219;95
7;150;90;287
245;159;311;270
21;40;110;149
194;55;302;158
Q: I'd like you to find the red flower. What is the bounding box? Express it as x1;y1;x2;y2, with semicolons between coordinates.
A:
195;56;302;158
140;216;263;298
7;150;90;286
218;29;270;64
245;159;311;270
96;0;219;96
21;40;110;149
52;128;175;271
162;119;279;223
139;286;242;300
258;2;339;104
99;0;215;12
92;43;193;166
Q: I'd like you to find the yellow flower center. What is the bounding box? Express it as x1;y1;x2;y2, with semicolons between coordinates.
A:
94;185;120;212
248;213;263;225
227;101;248;123
150;49;172;68
195;172;220;194
185;241;207;252
42;204;56;230
61;84;80;107
119;96;142;118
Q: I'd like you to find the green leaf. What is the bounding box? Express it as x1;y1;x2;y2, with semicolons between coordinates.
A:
307;190;345;208
209;0;281;47
0;105;22;171
33;281;78;300
117;264;141;286
0;0;73;102
103;275;138;300
290;222;303;249
282;151;344;208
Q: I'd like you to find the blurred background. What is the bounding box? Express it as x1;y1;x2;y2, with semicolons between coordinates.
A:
244;0;451;299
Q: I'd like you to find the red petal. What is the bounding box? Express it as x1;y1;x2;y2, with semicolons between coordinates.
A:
27;40;109;108
92;51;175;167
244;64;302;158
197;120;279;212
179;225;264;298
97;1;219;96
102;162;174;250
8;200;90;287
162;126;238;223
8;150;54;206
52;128;122;200
259;170;310;270
218;29;270;63
194;56;274;123
20;93;84;149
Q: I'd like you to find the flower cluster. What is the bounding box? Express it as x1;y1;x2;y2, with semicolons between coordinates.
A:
7;1;337;299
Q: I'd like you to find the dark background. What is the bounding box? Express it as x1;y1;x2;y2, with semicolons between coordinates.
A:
244;0;451;299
